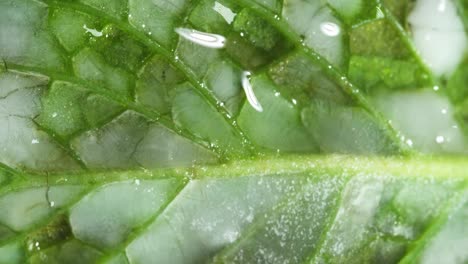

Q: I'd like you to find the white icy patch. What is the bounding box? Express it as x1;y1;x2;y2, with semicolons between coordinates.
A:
0;73;78;170
126;176;304;264
227;177;346;263
134;124;217;168
72;111;217;169
409;0;467;76
0;186;83;231
421;198;468;264
0;1;64;69
375;90;467;154
322;177;384;257
71;111;148;169
70;179;176;249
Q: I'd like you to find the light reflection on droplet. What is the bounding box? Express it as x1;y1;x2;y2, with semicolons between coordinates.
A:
175;28;226;49
320;22;340;37
406;139;414;147
435;135;445;144
433;85;440;91
241;71;263;112
437;0;447;12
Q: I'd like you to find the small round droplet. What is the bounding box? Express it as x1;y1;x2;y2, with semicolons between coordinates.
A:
406;139;413;147
435;136;445;144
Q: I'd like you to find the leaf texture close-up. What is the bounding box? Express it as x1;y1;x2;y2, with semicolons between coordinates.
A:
0;0;467;263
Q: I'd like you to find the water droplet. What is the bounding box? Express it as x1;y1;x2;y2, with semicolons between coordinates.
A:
31;139;39;144
241;71;263;112
441;108;447;114
175;28;226;49
51;112;58;118
406;139;414;147
142;24;146;28
433;85;440;91
49;201;55;207
83;24;103;37
274;92;281;97
320;22;341;37
435;135;445;144
134;179;141;185
292;99;297;105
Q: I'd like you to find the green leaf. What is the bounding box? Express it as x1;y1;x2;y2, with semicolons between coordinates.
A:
0;0;467;263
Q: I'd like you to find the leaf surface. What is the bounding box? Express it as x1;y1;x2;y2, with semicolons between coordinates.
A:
0;0;467;263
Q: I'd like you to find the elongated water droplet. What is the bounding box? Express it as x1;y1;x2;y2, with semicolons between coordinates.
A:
175;28;226;49
320;22;340;37
241;71;263;112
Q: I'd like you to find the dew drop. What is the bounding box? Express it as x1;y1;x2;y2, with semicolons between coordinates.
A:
406;139;414;147
241;71;263;112
435;135;445;144
175;28;226;49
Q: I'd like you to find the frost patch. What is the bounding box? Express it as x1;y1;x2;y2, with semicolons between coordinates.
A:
409;0;467;76
0;72;78;170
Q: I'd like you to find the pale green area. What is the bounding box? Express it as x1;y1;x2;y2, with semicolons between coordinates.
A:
0;0;467;262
